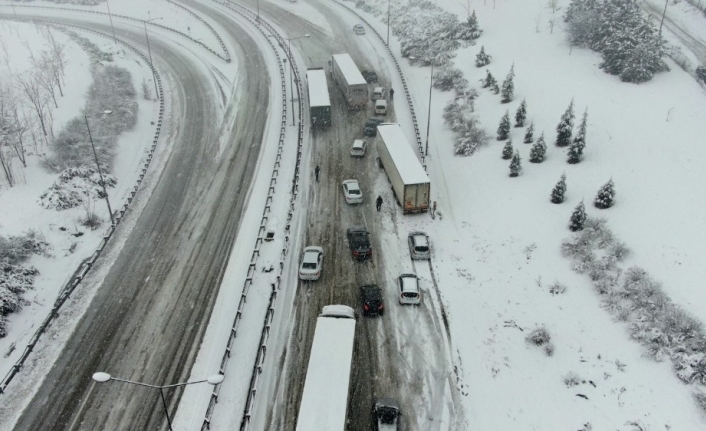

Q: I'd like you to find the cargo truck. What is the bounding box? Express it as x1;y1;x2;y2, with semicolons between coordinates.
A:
331;54;368;108
306;68;331;127
376;123;430;214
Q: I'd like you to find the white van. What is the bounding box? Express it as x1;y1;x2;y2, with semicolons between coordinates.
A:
375;99;387;115
372;86;386;101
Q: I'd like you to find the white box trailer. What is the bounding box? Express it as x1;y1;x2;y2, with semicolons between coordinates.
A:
331;54;368;108
295;305;357;431
377;123;430;214
306;68;331;127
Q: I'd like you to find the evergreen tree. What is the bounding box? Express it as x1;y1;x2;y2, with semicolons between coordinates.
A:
555;99;575;147
501;64;515;103
523;121;534;143
551;173;567;204
594;179;615;209
529;132;547;163
497;111;510;141
458;10;483;41
569;200;587;231
482;69;495;88
509;150;521;177
567;109;588;164
475;46;492;67
491;79;500;94
515;99;527;127
502;137;513;159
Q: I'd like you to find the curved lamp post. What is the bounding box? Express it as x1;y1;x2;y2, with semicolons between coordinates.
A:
92;372;224;431
283;34;310;126
409;56;433;157
144;17;163;98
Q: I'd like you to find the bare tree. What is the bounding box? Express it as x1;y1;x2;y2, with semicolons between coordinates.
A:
36;57;59;109
548;18;556;34
43;28;67;91
548;0;559;13
16;72;49;136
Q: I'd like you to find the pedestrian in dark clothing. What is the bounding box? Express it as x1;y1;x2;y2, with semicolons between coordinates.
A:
376;195;383;212
389;88;394;100
315;165;320;182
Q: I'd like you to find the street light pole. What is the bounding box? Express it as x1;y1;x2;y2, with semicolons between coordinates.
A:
84;115;115;226
106;0;117;44
284;34;310;127
659;0;668;38
387;0;390;47
92;372;224;431
143;17;162;99
425;61;433;157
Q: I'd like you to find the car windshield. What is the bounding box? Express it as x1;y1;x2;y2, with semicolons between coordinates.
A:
378;408;398;424
415;245;429;252
302;262;317;269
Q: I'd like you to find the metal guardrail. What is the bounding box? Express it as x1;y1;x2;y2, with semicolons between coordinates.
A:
0;4;230;63
197;1;306;430
166;0;231;63
0;17;165;395
333;0;427;170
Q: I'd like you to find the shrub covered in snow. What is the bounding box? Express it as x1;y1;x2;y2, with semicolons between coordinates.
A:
475;45;491;68
501;64;515;104
501;138;513;160
529;132;547;163
444;90;490;156
509;150;521;177
523;121;534;143
569;201;587;231
40;166;117;210
497;111;510;141
433;66;468;92
564;0;668;83
594;179;615;209
526;326;552;346
562;218;706;388
551;173;567;204
567;109;588;164
555;99;575;147
0;231;46;337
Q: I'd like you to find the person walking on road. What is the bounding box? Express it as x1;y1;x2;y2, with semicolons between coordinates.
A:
315;165;320;182
376;195;383;212
389;88;394;100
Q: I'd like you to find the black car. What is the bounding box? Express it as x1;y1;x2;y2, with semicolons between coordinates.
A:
374;398;401;430
360;285;384;316
363;118;384;137
361;69;378;83
347;225;372;260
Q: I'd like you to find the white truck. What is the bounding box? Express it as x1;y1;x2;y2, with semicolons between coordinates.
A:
331;53;368;108
295;305;357;431
377;123;431;214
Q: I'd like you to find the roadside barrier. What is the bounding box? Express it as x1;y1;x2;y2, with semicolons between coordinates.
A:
166;0;231;63
197;2;306;430
0;4;230;63
0;18;165;395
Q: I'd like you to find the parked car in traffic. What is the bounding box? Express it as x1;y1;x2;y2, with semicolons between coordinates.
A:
360;285;384;316
375;99;387;115
361;69;378;83
353;23;366;35
408;231;430;260
347;226;372;261
374;398;401;430
342;179;363;204
299;246;324;280
350;139;367;157
372;86;386;101
363;118;384;137
397;272;421;305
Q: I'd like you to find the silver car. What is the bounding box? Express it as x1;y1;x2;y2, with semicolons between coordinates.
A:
342;179;363;204
299;246;324;280
408;231;430;260
397;273;421;305
350;139;367;157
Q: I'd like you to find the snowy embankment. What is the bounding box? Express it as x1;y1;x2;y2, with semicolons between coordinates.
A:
344;0;706;429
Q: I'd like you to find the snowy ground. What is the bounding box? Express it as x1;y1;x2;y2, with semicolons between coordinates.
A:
3;0;706;430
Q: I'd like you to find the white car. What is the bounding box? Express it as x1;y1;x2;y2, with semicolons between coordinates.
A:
398;272;421;305
408;231;430;260
342;180;363;204
299;246;324;280
353;23;365;35
350;139;367;157
372;86;386;101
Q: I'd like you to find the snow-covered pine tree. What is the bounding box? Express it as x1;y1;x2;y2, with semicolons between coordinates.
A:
502;137;514;159
515;99;527;127
482;69;494;88
551;173;567;204
594;179;615;209
475;46;492;67
509;150;521;177
459;10;483;42
567;109;588;163
497;111;511;141
529;132;547;162
555;99;575;147
501;64;515;103
569;200;587;231
491;78;500;94
524;121;534;143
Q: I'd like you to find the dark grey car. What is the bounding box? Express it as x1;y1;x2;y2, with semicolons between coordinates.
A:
374;398;400;430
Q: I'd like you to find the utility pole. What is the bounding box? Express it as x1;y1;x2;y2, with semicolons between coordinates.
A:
425;61;433;157
84;116;115;226
106;0;117;44
144;18;162;98
387;0;390;46
659;0;668;38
